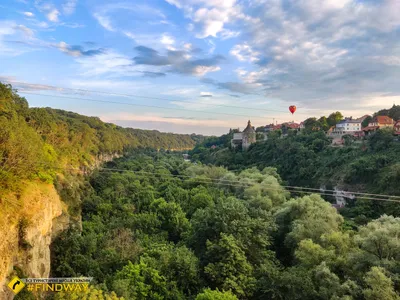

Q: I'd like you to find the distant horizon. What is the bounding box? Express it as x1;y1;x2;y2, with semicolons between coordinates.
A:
24;97;396;136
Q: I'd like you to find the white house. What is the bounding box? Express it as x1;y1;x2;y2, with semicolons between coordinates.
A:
333;117;362;134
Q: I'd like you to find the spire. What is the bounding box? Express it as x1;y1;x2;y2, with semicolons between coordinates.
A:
247;120;251;127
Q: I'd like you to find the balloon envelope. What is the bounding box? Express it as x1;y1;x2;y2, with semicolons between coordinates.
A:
289;105;296;114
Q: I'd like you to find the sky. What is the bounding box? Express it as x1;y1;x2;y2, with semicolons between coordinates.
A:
1;0;400;135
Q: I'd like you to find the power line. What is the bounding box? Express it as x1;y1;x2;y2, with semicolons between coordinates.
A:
29;159;400;202
8;80;311;115
90;168;400;203
42;162;399;203
96;168;400;201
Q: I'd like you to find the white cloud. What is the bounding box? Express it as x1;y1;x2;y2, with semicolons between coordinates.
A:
165;0;240;38
93;13;114;31
218;0;400;110
192;65;221;76
160;33;175;50
220;29;240;40
55;41;80;57
207;39;215;54
23;12;34;17
230;43;259;62
370;56;400;66
165;0;183;9
13;25;35;38
47;9;60;22
93;3;170;33
125;32;179;51
63;0;77;15
76;51;133;76
0;21;37;56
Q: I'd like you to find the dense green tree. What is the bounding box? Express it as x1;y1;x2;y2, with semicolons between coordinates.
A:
375;105;400;121
195;288;238;300
327;112;344;127
54;286;123;300
356;215;400;263
362;116;373;128
318;116;330;131
304;118;321;132
204;233;256;298
274;194;343;264
141;245;201;296
112;261;177;300
363;266;399;300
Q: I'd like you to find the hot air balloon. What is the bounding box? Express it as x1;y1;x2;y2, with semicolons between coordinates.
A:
289;105;296;115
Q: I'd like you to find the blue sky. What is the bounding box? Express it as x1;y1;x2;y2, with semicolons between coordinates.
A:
1;0;400;135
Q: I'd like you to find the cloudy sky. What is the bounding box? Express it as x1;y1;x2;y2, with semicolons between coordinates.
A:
1;0;400;135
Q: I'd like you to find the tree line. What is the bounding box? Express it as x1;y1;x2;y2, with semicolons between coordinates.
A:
0;82;203;198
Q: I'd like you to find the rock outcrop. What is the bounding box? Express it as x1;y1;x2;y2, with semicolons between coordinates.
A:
0;182;63;299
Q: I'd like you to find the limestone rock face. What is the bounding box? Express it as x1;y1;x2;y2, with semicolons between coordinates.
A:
0;183;63;299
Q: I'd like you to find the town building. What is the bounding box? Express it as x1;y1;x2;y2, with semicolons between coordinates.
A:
231;120;256;150
363;116;395;134
394;120;400;135
334;117;362;134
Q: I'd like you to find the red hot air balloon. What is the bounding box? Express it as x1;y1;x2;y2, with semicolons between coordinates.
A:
289;105;296;115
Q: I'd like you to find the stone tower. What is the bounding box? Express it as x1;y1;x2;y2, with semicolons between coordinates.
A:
242;120;256;150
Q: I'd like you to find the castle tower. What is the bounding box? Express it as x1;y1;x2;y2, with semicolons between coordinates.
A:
242;120;256;150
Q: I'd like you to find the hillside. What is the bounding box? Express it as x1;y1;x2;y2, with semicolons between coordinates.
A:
0;83;203;196
189;118;400;223
0;83;203;298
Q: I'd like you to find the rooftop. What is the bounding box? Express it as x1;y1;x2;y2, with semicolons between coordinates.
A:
374;116;394;125
243;120;255;134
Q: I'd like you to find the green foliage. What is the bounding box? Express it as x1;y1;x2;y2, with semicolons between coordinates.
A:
363;267;399;300
275;194;343;248
204;233;256;298
112;261;172;300
374;105;400;121
54;286;123;300
363;116;373;128
356;215;400;265
195;288;238;300
51;151;400;300
327;111;344;127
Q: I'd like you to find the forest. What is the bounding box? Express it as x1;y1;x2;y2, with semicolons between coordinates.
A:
1;83;400;299
41;151;400;300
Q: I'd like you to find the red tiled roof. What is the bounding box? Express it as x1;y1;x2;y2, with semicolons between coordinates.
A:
376;115;394;125
286;123;300;129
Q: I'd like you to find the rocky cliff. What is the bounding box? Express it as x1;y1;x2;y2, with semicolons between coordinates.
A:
0;182;63;299
0;153;121;299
